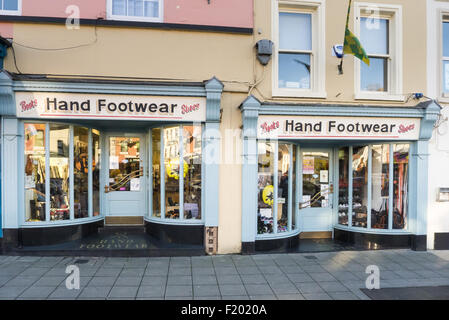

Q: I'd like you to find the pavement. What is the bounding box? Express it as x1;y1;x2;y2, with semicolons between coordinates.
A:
0;249;448;300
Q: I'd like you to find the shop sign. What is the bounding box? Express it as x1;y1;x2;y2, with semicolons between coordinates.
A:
15;92;206;122
258;115;421;140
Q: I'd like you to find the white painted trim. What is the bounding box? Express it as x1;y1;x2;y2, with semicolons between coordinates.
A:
106;0;163;23
0;0;21;16
272;0;326;98
353;2;403;101
145;216;204;226
334;224;412;235
21;216;104;228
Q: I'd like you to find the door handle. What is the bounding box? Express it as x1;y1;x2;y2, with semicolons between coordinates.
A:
104;185;110;194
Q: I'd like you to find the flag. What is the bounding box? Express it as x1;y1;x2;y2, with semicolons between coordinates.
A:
342;0;370;66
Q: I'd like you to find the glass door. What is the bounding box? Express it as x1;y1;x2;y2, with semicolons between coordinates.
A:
104;134;146;217
299;149;334;232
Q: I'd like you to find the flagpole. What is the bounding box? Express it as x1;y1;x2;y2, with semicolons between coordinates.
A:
339;0;352;75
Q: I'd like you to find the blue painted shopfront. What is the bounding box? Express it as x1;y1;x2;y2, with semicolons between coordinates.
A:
240;95;440;252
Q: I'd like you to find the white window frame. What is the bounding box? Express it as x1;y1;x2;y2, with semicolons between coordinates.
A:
107;0;163;23
0;0;21;15
354;2;404;102
272;0;326;99
441;13;449;99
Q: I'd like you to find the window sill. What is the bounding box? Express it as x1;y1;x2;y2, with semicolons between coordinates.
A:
107;15;163;23
272;90;327;99
355;92;405;102
438;95;449;104
0;10;20;16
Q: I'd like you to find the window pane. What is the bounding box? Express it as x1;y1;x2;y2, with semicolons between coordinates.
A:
360;17;389;55
258;142;275;234
279;12;312;51
144;0;159;17
361;57;388;92
112;0;126;15
92;129;100;217
352;146;368;228
183;125;202;220
74;127;89;219
279;53;311;89
128;0;143;17
164;127;180;219
292;147;297;230
152;128;161;218
443;60;449;93
371;144;390;229
393;144;409;230
109;137;141;192
49;124;70;221
443;22;449;57
302;152;329;208
24;123;46;222
278;144;290;233
338;147;349;226
4;0;18;11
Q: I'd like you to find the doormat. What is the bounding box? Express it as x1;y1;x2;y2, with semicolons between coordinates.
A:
361;286;449;300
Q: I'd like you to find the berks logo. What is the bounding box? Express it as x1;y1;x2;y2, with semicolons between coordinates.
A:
260;121;279;133
20;99;38;112
398;124;415;134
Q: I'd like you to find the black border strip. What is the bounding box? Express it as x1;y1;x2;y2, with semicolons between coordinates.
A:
0;15;253;34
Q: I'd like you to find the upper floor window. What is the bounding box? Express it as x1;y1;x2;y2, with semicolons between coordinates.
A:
272;0;326;98
442;20;449;95
108;0;163;22
355;3;403;101
0;0;21;15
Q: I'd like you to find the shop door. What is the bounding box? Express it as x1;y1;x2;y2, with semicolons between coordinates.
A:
299;149;334;232
104;134;146;218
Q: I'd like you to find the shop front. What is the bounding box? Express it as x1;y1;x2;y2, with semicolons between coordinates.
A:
0;72;223;253
240;96;440;253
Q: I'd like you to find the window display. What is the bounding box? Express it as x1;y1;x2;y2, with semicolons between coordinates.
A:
352;146;368;228
49;124;70;221
164;126;180;219
371;144;390;229
302;152;329;208
393;144;409;230
278;144;290;233
338;147;349;226
152;128;161;218
24;123;46;222
24;123;100;223
183;125;202;220
74;127;89;218
92;129;101;217
258;142;275;234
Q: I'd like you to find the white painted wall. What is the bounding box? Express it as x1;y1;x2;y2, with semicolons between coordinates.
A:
427;0;449;249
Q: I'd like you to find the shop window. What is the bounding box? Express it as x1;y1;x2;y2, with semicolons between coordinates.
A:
355;3;403;101
92;130;101;217
302;151;330;209
338;147;349;226
0;0;21;15
183;125;202;220
108;0;162;22
257;142;275;234
24;123;46;222
23;123;101;223
151;125;203;221
371;144;390;229
109;137;141;192
74;127;89;219
278;144;290;233
393;144;409;229
152;128;161;218
49;124;70;221
273;0;326;98
352;146;368;228
337;143;409;231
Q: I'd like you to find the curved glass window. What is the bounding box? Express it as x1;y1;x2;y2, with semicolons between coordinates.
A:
337;143;410;231
24;122;101;223
150;125;203;221
257;141;296;235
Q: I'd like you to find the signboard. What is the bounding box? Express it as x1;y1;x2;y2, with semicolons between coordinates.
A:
16;92;206;122
258;115;421;140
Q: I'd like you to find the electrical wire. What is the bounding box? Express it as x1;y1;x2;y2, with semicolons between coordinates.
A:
10;44;22;74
